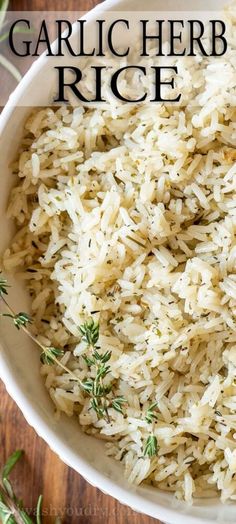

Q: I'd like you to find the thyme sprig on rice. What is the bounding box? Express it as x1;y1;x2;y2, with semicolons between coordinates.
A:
0;274;126;422
1;275;158;455
79;319;127;421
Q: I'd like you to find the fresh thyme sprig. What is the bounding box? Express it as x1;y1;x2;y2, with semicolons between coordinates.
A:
0;273;126;423
0;450;60;524
80;320;126;421
144;402;159;458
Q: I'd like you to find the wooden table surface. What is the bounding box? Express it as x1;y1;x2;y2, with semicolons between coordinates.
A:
0;1;162;523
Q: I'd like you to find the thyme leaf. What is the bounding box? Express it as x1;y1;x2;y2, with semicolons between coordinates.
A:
2;449;23;485
111;397;127;414
0;273;10;297
0;0;9;31
36;495;43;524
79;319;99;347
145;402;158;424
3;313;32;330
144;435;158;458
40;347;64;365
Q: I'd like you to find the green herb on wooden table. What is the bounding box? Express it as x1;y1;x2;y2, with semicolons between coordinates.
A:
0;449;61;524
0;449;34;524
0;0;21;82
0;0;33;82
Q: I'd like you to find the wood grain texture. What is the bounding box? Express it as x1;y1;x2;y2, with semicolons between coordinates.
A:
10;0;103;10
0;1;162;523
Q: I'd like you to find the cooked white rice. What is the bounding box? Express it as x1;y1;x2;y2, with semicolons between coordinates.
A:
3;9;236;504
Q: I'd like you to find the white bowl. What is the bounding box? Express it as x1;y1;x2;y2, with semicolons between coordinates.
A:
0;1;233;523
